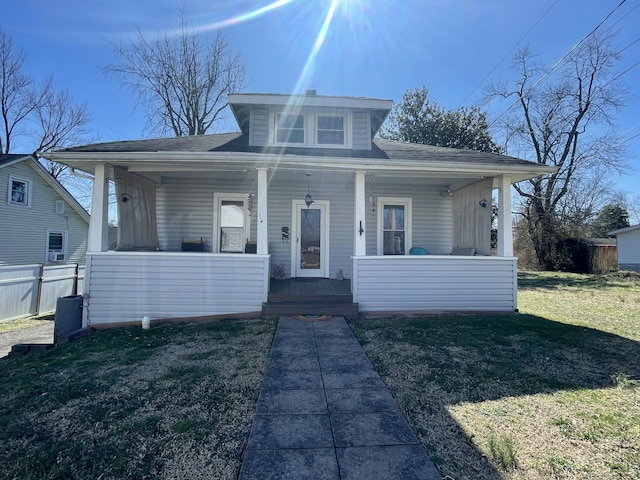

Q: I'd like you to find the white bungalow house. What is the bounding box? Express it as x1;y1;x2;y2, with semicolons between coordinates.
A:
608;224;640;273
44;91;554;328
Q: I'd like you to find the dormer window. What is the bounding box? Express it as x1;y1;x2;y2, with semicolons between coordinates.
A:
276;114;305;144
316;114;345;145
271;110;351;148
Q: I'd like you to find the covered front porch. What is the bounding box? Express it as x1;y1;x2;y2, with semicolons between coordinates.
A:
74;159;523;328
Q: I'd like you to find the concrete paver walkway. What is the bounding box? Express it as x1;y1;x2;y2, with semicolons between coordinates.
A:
239;316;441;479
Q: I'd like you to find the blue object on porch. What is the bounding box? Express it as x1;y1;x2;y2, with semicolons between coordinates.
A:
409;247;428;255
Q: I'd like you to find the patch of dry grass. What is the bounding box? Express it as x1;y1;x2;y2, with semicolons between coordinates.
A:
0;314;54;333
352;271;640;480
0;318;276;479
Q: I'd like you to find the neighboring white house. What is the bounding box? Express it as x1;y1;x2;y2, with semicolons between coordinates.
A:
608;224;640;273
0;154;89;266
45;91;555;328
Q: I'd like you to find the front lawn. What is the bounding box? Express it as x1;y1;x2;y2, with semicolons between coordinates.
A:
0;319;276;480
352;271;640;479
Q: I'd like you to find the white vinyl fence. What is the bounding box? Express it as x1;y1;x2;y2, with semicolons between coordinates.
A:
0;264;85;322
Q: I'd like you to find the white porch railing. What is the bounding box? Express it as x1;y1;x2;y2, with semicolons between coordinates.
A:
352;255;518;313
84;252;270;327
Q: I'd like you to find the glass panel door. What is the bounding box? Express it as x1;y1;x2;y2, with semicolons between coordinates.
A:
383;204;405;255
300;208;321;270
294;202;327;277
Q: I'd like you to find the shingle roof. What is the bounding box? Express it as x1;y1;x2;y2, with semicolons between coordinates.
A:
0;153;33;167
55;132;540;168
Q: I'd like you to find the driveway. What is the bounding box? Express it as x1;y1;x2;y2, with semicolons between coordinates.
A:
0;322;54;359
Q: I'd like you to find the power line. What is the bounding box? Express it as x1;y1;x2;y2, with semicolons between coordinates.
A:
456;0;561;108
487;0;630;128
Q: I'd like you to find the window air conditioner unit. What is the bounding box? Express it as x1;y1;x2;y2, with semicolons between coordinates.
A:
49;252;65;262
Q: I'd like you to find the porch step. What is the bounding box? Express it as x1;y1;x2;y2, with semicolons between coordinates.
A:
267;293;353;303
262;302;359;319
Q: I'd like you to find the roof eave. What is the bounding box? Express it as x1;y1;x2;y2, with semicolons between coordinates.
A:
44;150;555;183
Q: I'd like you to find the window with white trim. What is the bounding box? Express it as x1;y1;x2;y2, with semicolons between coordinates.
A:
316;114;345;145
8;175;32;207
276;114;305;144
47;230;67;262
271;110;351;148
377;197;412;255
213;193;250;253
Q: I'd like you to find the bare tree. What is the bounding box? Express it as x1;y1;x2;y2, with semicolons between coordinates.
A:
35;77;92;182
486;31;628;270
1;28;93;211
35;78;91;153
105;15;246;137
0;28;36;154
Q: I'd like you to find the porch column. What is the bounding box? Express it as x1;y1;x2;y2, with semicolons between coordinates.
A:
354;171;367;256
88;162;109;252
257;168;269;255
497;174;513;257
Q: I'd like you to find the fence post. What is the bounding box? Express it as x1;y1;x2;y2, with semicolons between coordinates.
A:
35;263;44;316
74;263;79;294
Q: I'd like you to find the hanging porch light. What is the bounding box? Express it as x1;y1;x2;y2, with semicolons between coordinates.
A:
305;173;315;208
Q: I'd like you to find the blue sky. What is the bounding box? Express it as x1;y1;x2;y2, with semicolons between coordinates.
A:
3;0;639;203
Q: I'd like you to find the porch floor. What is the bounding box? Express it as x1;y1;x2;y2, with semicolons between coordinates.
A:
264;279;357;318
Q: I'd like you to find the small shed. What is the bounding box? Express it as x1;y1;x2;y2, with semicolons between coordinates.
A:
556;237;617;274
608;225;640;273
587;238;617;274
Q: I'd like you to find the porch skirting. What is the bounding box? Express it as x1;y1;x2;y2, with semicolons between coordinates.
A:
352;255;518;313
83;252;270;327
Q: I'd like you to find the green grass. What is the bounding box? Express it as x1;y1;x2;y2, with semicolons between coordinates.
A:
352;271;640;480
0;318;276;480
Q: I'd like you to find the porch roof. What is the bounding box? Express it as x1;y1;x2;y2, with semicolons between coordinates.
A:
43;132;555;184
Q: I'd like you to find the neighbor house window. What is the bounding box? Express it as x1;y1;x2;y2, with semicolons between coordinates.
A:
377;197;412;255
276;114;305;144
213;193;250;253
47;230;67;262
8;175;32;207
316;114;345;145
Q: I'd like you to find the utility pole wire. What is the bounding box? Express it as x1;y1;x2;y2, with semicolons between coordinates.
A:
456;0;561;108
487;0;629;129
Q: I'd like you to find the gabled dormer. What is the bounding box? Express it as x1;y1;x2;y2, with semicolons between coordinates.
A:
228;91;392;151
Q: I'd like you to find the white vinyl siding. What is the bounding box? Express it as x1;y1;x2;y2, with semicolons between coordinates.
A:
352;111;371;150
0;161;88;266
366;178;453;257
156;173;454;279
267;171;354;279
353;255;518;312
84;252;269;326
155;174;257;253
616;228;640;272
251;106;269;146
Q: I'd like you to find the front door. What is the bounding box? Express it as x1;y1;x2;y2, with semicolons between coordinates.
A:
292;201;329;278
